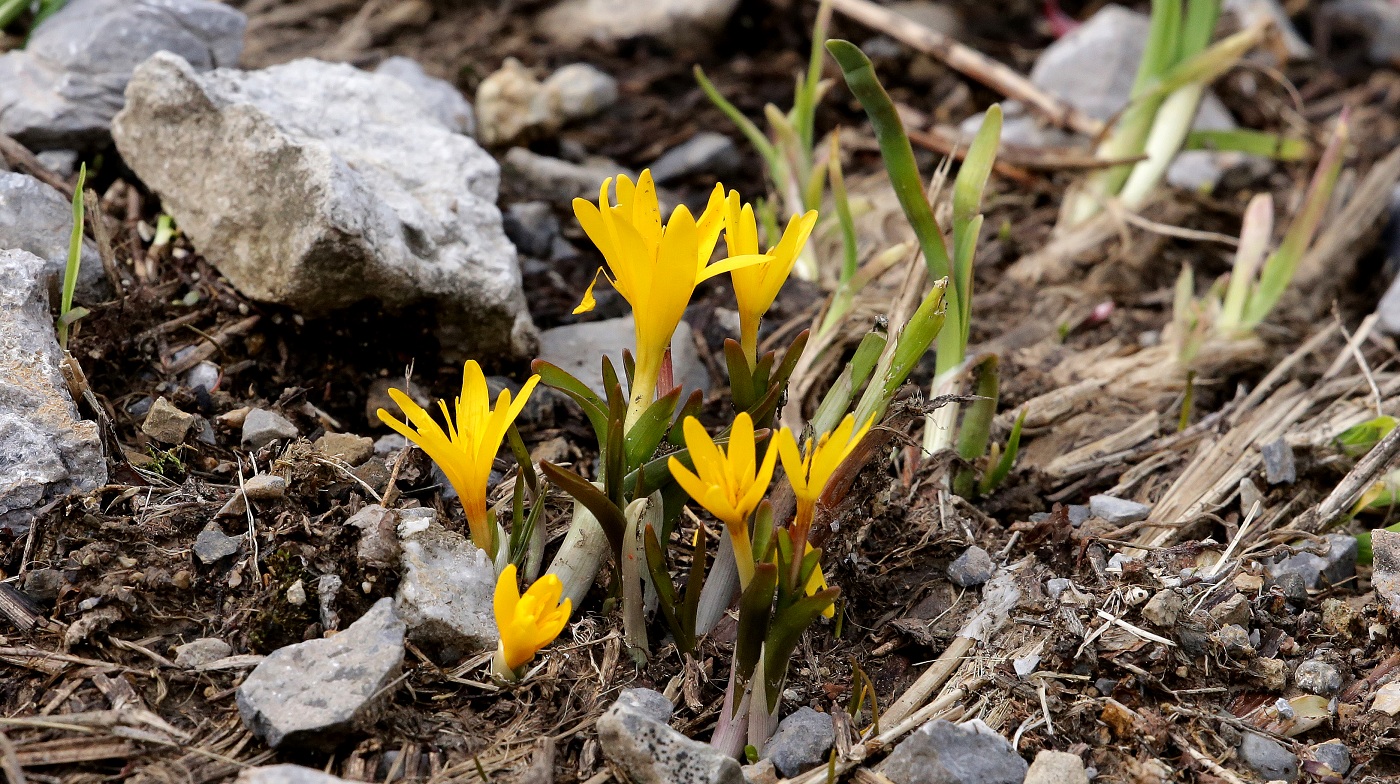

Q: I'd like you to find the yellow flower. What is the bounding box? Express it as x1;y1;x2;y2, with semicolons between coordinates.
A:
493;564;571;676
377;361;539;556
668;413;777;588
573;171;766;427
804;543;835;619
724;192;818;364
775;414;872;543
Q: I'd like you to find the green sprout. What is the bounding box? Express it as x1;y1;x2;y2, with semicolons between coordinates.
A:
56;163;87;349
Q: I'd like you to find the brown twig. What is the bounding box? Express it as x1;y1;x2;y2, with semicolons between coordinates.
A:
0;133;71;196
826;0;1104;138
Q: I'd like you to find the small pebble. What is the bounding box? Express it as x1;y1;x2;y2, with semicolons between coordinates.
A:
1261;438;1296;484
947;546;994;587
286;579;306;606
193;525;241;564
142;396;196;444
315;432;375;466
1238;731;1299;783
1024;750;1089;784
648;131;741;184
1294;659;1342;696
243;473;287;500
175;637;232;668
186;361;221;393
1089;494;1150;524
242;409;298;449
1141;589;1183;627
1305;740;1350;775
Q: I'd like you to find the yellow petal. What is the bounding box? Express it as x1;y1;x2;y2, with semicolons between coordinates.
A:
494;563;520;631
574;267;607;314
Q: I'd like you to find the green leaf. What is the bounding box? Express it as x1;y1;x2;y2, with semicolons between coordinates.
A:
811;327;887;437
668;391;705;446
1185;129;1307;160
726;339;757;412
604;386;627;504
736;562;778;697
763;588;839;711
1135;0;1183;95
1336;415;1396;458
828;131;859;283
953;355;999;497
603;355;625;412
826;40;952;288
1178;0;1222;61
0;0;30;30
57;163;86;349
541;462;626;560
979;406;1027;495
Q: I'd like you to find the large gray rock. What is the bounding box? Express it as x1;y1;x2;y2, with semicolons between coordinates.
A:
374;56;475;137
764;707;834;777
393;511;498;663
237;598;405;750
881;719;1028;784
537;0;740;48
597;693;742;784
0;249;105;535
539;316;709;400
960;5;1239;191
237;765;355;784
112;53;536;360
0;0;245;149
0;173;106;300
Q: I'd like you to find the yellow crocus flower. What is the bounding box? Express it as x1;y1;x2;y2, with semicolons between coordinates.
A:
573;171;767;428
492;564;571;678
775;414;873;541
377;361;539;557
804;542;835;619
723;192;819;365
668;412;777;588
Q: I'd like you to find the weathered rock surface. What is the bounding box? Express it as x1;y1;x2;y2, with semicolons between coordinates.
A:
649;132;741;184
112;53;535;359
1294;659;1343;696
0;173;106;299
1267;533;1358;590
1371;529;1400;615
142;396;195;444
502;148;631;208
1024;750;1089;784
242;409;299;449
1238;731;1298;783
544;64;619;122
539;316;709;399
1089;494;1150;524
0;0;245;149
597;691;742;784
764;707;834;777
947;546;993;588
0;249;105;535
374;56;475;136
394;513;498;663
237;598;405;750
238;764;356;784
315;432;375;466
174;637;232;668
193;524;241;564
537;0;741;48
882;719;1028;784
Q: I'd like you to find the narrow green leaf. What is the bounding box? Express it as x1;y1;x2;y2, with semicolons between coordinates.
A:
811;327;888;437
828;131;859;283
57;163;86;349
533;359;609;443
1336;415;1396;458
668;390;705;446
826;40;952;288
695;65;779;167
725;338;757;411
763;588;839;711
1185;129;1308;160
625;387;682;471
979;406;1026;495
1178;0;1222;61
1135;0;1184;95
736;563;778;690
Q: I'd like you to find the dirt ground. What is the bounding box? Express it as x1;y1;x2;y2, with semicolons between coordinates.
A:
3;0;1400;782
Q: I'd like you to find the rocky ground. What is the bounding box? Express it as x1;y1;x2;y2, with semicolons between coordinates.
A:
2;0;1400;783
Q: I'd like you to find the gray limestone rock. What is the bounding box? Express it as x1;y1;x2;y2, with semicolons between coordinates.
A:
0;173;106;300
241;409;298;449
503;201;561;259
597;693;742;784
193;525;241;564
544;63;619;122
1304;741;1350;775
537;0;740;48
0;249;105;535
1024;750;1089;784
476;59;561;147
174;637;232;668
237;765;355;784
374;56;475;136
1141;589;1184;627
501;147;629;208
1238;731;1298;783
1267;533;1357;590
947;546;994;588
539;316;709;399
1371;529;1400;616
882;719;1028;784
616;688;674;724
764;707;834;777
649;132;742;184
394;514;498;663
237;598;405;750
1089;494;1151;525
1261;438;1297;485
0;0;245;149
112;53;536;360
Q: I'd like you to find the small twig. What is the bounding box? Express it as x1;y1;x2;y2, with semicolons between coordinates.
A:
235;456;260;584
1333;310;1383;417
0;729;24;784
1293;420;1400;533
